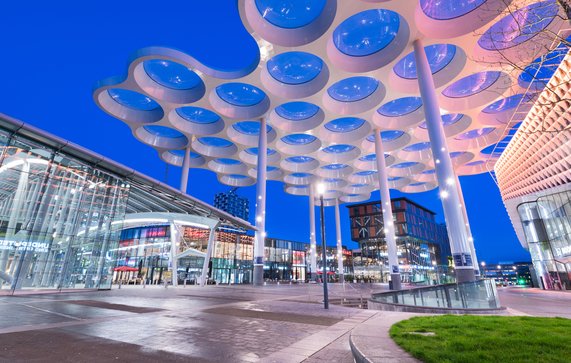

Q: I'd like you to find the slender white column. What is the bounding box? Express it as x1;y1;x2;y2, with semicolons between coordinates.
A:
201;223;219;286
170;221;178;287
334;198;344;283
455;175;480;277
373;130;402;290
413;39;475;282
253;118;268;286
179;146;191;194
309;185;317;280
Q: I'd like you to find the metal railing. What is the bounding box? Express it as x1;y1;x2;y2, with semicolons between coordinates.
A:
371;279;501;310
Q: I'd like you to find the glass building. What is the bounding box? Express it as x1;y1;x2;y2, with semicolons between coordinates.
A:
0;115;252;294
347;197;450;283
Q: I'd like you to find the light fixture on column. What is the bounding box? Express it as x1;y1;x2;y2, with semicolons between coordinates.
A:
316;182;329;309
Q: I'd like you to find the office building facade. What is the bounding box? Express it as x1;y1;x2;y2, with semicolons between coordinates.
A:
347;197;451;283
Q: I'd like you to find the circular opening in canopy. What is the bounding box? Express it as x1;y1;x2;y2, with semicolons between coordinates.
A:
176;107;220;124
143;59;202;90
394;44;456;79
267;51;323;85
378;97;422;117
391;162;419;169
455;127;495;140
216;83;266;107
255;0;327;29
143;126;185;139
333;9;400;57
482;94;532;114
327;77;379;102
420;0;487;20
322;144;355;154
275;102;320;120
169;150;200;158
215;158;242;165
285;156;315;163
442;71;500;98
281;134;317;145
107;89;159;111
198;137;234;148
478;1;559;51
466;160;485;166
232;121;272;135
324;117;365;133
419;113;463;129
245;147;277;156
322;164;349;170
366;130;405;143
403;142;431;152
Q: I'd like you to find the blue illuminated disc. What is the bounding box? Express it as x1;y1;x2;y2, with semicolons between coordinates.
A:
255;0;326;29
275;102;320;120
422;169;436;174
359;154;376;162
455;127;495;140
482;94;533;114
478;1;559;50
198;137;234;148
481;144;498;155
322;164;348;170
232;121;272;135
245;147;277;156
324;117;365;133
281;134;317;145
391;162;419;169
394;44;456;79
442;71;500;98
176;107;220;124
466;160;485;166
229;174;248;179
325;178;341;183
356;170;376;176
421;0;486;20
450;151;466;158
169;150;200;158
351;183;367;187
419;113;463;129
346;194;360;197
216;83;266;107
285;156;315;163
267;166;279;172
267;52;323;85
143;126;184;138
333;9;400;57
388;177;402;181
143;59;202;90
327;77;379;102
322;144;355;154
366;130;405;143
403;142;431;152
378;97;422;117
519;45;568;90
410;182;426;187
108;89;159;111
291;172;311;178
215;158;242;165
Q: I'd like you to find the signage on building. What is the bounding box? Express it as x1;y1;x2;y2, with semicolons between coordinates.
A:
556;245;571;257
0;240;50;253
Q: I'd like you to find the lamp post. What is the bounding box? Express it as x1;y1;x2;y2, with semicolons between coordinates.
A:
480;261;486;279
432;260;440;285
317;182;329;309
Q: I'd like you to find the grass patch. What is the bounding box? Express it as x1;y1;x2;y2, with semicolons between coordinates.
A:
390;315;571;363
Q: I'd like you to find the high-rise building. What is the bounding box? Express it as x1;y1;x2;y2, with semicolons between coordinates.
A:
495;51;571;291
347;197;451;283
214;188;249;222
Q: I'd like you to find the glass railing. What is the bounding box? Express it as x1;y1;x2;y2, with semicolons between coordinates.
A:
371;279;501;309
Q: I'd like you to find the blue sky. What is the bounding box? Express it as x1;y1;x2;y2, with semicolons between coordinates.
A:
0;1;531;263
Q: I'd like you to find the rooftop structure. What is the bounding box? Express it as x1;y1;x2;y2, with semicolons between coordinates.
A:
92;0;570;286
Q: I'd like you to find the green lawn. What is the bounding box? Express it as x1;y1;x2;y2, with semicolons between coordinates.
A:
389;315;571;363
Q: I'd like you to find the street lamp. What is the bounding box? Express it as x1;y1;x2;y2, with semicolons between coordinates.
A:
480;261;486;278
432;260;440;285
317;182;329;309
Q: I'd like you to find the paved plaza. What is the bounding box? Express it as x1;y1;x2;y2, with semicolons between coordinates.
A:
1;284;571;362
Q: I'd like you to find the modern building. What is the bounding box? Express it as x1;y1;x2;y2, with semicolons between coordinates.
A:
0;114;253;294
495;50;571;290
214;188;249;222
481;261;534;287
347;197;451;283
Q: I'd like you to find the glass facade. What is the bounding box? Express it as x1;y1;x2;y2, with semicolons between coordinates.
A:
517;190;571;290
0;128;129;292
348;198;450;284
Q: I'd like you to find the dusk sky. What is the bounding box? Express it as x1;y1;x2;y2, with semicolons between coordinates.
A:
0;1;531;263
